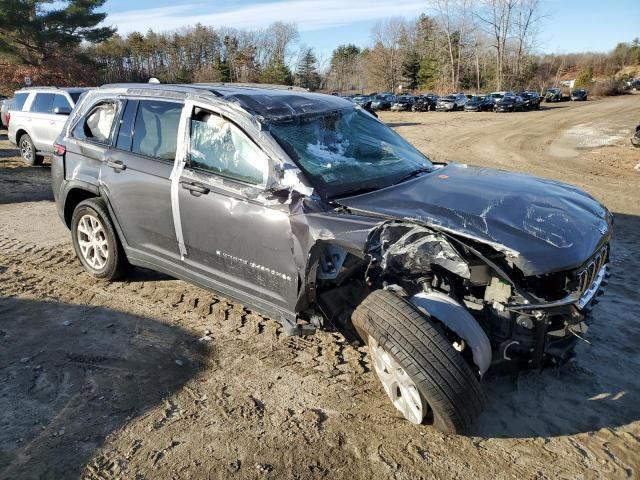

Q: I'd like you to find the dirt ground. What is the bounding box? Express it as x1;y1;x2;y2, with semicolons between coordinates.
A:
1;95;639;480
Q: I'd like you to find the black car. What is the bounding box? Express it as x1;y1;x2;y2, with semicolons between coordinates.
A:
370;94;395;111
390;96;415;111
518;91;541;110
495;94;525;112
571;89;588;101
51;83;612;434
464;95;494;112
544;88;563;102
412;94;438;112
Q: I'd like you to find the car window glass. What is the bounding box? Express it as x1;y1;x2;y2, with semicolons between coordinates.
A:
12;93;29;111
52;95;71;112
189;109;267;185
115;100;138;151
69;92;83;103
131;100;182;160
30;93;54;113
73;101;117;144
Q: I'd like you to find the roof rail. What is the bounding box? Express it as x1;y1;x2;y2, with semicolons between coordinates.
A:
18;86;61;90
194;82;308;92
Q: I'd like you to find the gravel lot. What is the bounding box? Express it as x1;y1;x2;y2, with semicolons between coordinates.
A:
1;95;639;479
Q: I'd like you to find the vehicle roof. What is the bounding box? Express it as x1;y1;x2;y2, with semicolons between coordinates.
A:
97;83;354;120
15;87;91;94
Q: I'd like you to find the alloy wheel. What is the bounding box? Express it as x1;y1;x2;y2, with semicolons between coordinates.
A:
76;214;109;270
369;336;426;424
20;138;33;163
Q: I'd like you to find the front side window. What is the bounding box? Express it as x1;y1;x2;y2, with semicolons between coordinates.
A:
189;108;268;185
131;100;182;161
269;107;432;198
73;101;117;144
30;93;54;113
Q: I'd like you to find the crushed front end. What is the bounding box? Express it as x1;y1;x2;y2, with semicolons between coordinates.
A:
364;221;611;370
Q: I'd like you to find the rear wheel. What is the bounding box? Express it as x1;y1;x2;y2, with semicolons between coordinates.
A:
352;289;485;433
71;198;128;280
19;134;44;166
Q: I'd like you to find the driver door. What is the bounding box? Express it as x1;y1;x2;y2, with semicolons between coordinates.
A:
177;104;298;312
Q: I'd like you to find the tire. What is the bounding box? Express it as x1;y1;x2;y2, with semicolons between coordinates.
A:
352;289;485;433
18;133;44;166
71;197;128;280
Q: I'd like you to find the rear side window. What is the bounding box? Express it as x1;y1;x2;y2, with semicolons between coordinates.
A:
189;108;268;185
11;93;29;111
30;93;55;113
131;100;182;161
72;101;117;144
51;95;72;112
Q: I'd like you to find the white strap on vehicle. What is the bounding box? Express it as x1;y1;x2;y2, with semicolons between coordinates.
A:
169;100;193;259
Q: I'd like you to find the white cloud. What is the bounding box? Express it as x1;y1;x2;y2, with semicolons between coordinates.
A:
106;0;427;34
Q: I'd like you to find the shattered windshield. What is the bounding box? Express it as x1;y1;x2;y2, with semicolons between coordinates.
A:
268;107;432;198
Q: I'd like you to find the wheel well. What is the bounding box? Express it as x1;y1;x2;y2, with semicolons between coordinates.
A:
64;188;98;227
15;129;28;143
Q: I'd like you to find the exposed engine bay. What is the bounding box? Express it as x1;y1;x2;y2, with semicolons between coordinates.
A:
313;220;610;374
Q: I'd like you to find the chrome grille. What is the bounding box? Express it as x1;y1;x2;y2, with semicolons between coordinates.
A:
575;244;609;306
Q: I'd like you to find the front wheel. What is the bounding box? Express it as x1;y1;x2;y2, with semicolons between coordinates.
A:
352;289;485;433
71;198;128;280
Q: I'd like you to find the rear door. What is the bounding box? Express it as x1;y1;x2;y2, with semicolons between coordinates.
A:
27;92;55;151
100;98;184;264
176;103;298;310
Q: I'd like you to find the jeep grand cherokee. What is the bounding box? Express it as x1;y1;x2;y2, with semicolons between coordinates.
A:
51;83;612;433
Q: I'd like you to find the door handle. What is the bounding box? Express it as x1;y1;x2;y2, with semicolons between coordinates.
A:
107;160;126;172
181;181;210;196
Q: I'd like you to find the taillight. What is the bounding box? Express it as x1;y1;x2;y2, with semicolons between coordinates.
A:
4;112;9;127
53;143;66;156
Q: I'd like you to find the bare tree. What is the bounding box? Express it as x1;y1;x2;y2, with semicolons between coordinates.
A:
477;0;519;90
367;18;409;92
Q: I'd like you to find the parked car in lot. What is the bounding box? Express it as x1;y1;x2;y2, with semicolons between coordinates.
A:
571;89;588;101
412;94;438;112
51;83;612;433
352;95;372;106
632;123;640;147
8;87;91;165
436;93;467;111
518;91;541;109
495;94;525;112
544;87;563;102
1;96;12;128
464;95;494;112
371;94;396;111
390;96;415;111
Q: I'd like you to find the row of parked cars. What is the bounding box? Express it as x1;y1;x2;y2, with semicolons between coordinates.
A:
349;91;545;113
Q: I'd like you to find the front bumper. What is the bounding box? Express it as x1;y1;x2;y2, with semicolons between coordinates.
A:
436;104;454;111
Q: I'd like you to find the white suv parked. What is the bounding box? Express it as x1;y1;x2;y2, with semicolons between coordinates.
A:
8;87;90;165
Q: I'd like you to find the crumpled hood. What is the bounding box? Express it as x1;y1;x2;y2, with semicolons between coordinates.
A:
336;164;612;275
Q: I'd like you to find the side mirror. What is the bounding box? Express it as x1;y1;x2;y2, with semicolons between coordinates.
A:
53;106;72;115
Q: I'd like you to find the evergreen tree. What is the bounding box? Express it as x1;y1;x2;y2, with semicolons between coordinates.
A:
295;48;320;90
0;0;115;64
260;59;293;85
401;50;420;90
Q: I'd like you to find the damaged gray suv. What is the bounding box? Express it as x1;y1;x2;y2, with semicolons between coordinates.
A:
51;84;612;433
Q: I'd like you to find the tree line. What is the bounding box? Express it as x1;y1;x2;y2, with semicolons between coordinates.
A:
1;0;639;95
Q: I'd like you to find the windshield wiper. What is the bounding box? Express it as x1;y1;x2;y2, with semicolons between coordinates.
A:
393;166;433;185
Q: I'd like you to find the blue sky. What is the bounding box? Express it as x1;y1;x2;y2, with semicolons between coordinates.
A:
103;0;639;57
